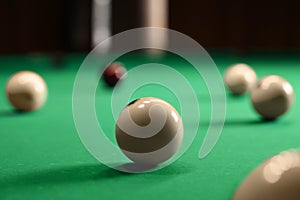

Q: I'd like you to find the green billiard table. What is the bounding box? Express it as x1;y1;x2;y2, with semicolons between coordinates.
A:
1;51;300;200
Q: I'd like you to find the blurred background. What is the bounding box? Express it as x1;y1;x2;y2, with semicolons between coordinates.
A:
1;0;300;54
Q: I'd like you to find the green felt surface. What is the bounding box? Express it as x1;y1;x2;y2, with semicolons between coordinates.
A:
0;51;300;200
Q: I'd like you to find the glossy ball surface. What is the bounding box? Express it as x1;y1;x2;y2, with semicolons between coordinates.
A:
224;64;257;95
233;151;300;200
115;97;183;165
251;75;294;119
6;71;48;111
103;63;126;87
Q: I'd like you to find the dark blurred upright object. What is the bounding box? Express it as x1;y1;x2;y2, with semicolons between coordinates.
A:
111;0;143;34
52;50;64;68
169;0;300;51
62;0;91;52
0;0;91;55
54;0;91;68
1;0;300;55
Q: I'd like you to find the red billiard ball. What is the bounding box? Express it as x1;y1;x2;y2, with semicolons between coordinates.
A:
103;63;126;87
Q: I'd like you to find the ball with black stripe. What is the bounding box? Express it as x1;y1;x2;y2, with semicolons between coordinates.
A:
115;97;183;165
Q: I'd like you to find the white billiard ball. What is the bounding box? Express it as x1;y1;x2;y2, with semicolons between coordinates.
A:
233;151;300;200
6;71;48;111
224;64;257;95
115;97;183;165
251;75;294;119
